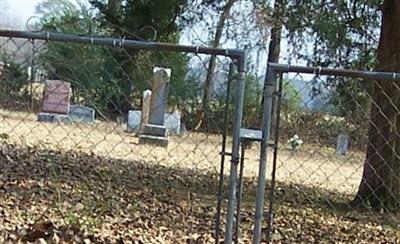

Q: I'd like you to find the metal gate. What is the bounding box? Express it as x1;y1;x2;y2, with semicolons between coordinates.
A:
260;63;400;243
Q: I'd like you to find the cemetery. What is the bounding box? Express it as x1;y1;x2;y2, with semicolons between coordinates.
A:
1;1;400;243
1;34;396;241
1;32;395;242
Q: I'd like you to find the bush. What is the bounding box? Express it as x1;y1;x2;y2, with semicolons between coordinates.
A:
280;111;368;150
0;59;29;99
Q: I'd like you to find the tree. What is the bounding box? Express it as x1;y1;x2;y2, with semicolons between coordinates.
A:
283;0;381;115
88;0;196;114
35;0;77;18
255;0;400;209
352;0;400;210
38;3;127;113
37;0;195;116
258;0;284;123
0;58;29;98
200;0;237;130
89;0;187;41
272;0;400;209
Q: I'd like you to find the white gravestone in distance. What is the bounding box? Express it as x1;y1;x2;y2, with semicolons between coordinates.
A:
140;90;152;133
128;110;182;135
128;110;141;133
164;111;181;135
336;134;349;155
69;104;95;123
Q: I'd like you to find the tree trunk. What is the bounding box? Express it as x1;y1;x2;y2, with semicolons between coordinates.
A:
198;0;236;130
108;0;120;13
352;0;400;210
266;0;283;64
261;0;283;119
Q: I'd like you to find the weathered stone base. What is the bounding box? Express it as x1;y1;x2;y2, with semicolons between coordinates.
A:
37;112;71;124
142;124;167;137
127;110;182;135
139;124;168;147
139;135;168;147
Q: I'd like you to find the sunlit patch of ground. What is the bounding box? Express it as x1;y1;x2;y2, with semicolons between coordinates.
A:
1;109;399;243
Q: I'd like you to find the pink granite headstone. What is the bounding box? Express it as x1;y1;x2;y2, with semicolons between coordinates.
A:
42;80;71;114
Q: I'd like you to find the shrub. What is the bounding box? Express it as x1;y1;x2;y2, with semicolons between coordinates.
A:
0;59;29;99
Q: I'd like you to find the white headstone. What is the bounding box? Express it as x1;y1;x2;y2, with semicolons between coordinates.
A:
128;110;141;133
140;90;152;133
164;111;181;135
128;110;183;135
336;134;349;155
69;104;95;123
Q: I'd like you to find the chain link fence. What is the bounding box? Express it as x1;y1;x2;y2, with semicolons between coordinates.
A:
0;30;250;243
3;31;400;244
260;63;400;243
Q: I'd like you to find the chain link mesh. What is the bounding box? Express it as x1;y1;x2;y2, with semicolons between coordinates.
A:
263;71;400;242
0;35;243;243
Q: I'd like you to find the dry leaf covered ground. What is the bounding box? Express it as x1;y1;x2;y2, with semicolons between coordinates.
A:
1;109;400;243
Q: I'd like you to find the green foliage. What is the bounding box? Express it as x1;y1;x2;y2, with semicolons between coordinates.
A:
329;77;372;121
38;3;126;113
225;73;263;128
217;76;302;131
35;0;77;18
0;57;29;98
89;0;187;41
285;0;382;69
280;111;368;149
242;74;263;127
36;0;199;115
282;1;382;116
281;79;302;114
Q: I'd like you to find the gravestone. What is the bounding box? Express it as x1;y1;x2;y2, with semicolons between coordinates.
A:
42;80;71;114
37;112;71;123
38;80;71;123
127;110;141;133
165;111;181;135
128;110;182;135
148;67;170;125
139;67;171;147
336;134;349;155
140;90;152;133
69;104;95;123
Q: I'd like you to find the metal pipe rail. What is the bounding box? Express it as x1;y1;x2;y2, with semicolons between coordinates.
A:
0;30;246;72
254;62;400;244
269;62;400;81
0;29;247;244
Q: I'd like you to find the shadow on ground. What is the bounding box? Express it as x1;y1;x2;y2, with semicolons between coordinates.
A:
0;141;399;243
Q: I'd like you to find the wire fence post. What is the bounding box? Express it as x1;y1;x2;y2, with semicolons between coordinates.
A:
266;73;283;243
224;67;246;244
253;66;277;244
215;62;235;243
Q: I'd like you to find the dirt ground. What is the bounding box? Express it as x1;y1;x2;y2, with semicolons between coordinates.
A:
0;108;364;196
3;108;399;243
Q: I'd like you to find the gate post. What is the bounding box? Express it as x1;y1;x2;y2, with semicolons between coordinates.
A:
252;66;277;244
224;65;246;244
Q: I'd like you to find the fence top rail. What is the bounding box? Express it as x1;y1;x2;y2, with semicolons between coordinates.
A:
269;62;400;81
0;29;246;72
